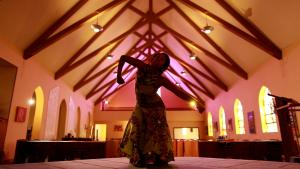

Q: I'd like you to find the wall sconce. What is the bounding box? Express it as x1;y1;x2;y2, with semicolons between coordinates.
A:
27;98;35;106
91;14;103;33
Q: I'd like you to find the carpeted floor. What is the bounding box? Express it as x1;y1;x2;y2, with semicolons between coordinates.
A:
0;157;300;169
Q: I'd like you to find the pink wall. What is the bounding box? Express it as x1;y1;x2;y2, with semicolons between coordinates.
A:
106;76;192;109
0;39;94;160
107;81;136;108
206;40;300;141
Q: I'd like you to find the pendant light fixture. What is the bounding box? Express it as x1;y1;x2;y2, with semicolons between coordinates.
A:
91;13;103;33
201;14;214;34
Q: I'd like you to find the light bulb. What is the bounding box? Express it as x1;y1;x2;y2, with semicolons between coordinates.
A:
91;24;103;33
201;25;214;34
190;54;197;60
107;54;113;59
28;98;35;105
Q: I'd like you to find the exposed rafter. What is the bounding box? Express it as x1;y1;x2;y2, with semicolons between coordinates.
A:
168;66;208;100
73;39;124;91
73;33;149;91
85;44;150;99
54;17;147;79
166;0;248;79
24;0;127;59
151;32;228;91
214;0;282;59
19;0;285;106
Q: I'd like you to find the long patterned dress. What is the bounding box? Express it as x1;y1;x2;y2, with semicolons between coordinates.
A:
120;66;174;166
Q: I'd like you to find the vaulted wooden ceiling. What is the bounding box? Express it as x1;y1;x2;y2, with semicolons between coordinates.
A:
3;0;300;106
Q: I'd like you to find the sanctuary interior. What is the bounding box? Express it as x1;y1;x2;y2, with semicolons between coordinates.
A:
1;0;300;168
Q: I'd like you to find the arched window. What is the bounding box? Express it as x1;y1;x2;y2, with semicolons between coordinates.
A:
259;86;278;133
219;106;227;136
234;99;245;134
207;112;213;136
28;86;45;140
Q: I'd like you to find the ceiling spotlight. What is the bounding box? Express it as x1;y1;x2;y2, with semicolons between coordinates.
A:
189;54;197;60
113;71;117;75
201;25;214;34
175;82;180;86
91;14;103;33
107;54;113;59
201;14;214;34
91;23;103;33
180;70;186;75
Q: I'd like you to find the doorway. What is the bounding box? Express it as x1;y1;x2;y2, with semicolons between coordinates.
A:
94;124;107;141
0;58;17;157
56;99;67;140
26;86;44;140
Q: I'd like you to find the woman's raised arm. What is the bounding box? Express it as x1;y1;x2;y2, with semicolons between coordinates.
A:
117;55;146;84
160;77;205;113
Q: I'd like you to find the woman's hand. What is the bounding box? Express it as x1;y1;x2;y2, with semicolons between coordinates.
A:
117;75;125;84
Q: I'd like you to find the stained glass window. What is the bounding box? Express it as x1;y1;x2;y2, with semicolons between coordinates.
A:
234;99;245;134
259;86;278;133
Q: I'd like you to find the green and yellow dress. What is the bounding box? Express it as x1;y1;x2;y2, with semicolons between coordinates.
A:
120;66;174;166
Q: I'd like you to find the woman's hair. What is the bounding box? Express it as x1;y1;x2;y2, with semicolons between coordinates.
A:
161;53;170;71
153;52;170;73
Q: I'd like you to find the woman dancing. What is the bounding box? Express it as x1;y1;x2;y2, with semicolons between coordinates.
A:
117;52;204;167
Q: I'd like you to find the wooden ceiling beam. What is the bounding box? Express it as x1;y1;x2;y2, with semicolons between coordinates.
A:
129;3;172;18
214;0;282;59
169;69;205;104
76;42;150;92
54;18;147;79
128;5;146;16
165;69;205;104
104;68;137;99
149;0;153;13
172;33;225;92
88;49;151;100
73;39;124;91
151;47;158;53
24;0;128;59
75;62;118;91
85;68;116;99
156;5;172;16
86;65;135;100
183;65;215;99
86;42;149;99
150;33;219;87
168;66;210;100
24;0;88;59
94;81;118;104
154;19;243;81
54;0;134;80
74;30;150;91
152;37;228;91
166;0;248;80
179;0;281;59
